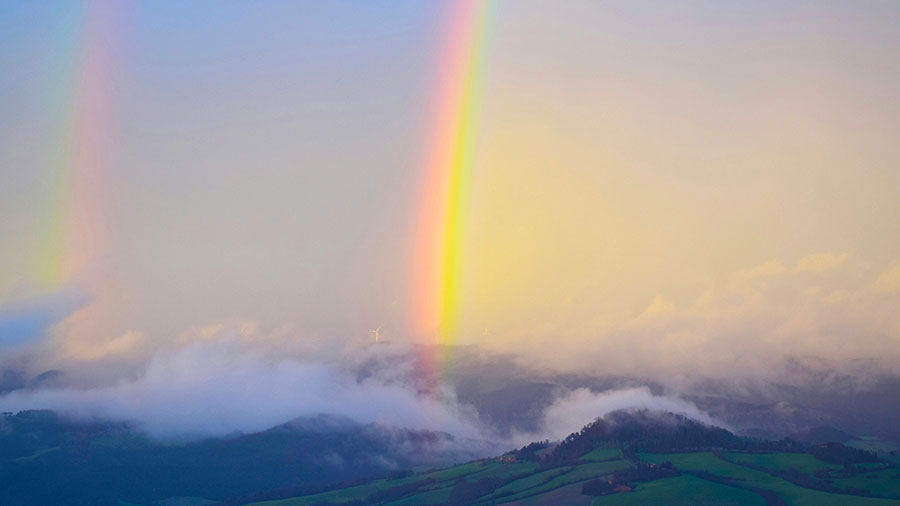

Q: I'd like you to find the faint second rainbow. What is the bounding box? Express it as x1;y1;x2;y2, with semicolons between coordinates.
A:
35;1;118;291
413;0;492;344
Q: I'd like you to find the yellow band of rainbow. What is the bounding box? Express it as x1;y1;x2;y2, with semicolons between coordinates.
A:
414;0;492;344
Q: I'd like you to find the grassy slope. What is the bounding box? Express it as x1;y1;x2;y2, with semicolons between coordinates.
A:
250;461;530;506
247;450;900;506
538;461;633;490
721;451;840;474
491;468;570;495
497;482;592;506
469;467;570;505
483;460;634;505
462;462;539;482
832;469;900;499
380;486;453;506
247;458;632;506
642;452;900;506
580;448;623;462
250;478;416;506
590;475;766;506
721;450;900;498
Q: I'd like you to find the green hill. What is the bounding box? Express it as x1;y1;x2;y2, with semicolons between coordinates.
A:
238;410;900;506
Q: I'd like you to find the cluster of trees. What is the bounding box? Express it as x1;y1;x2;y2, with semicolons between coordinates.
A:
541;409;883;469
777;468;866;496
545;410;742;464
810;442;879;467
546;417;613;463
514;440;549;461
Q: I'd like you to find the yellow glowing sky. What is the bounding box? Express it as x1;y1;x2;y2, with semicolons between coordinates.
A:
450;1;900;369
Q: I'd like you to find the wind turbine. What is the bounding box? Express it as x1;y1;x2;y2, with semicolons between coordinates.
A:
369;326;382;343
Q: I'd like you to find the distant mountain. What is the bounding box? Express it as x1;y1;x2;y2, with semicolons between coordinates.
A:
683;374;900;443
0;410;499;506
408;346;900;444
787;426;855;445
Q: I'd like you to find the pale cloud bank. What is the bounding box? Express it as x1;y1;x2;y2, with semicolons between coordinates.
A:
0;331;721;449
537;387;718;441
518;254;900;381
0;337;484;440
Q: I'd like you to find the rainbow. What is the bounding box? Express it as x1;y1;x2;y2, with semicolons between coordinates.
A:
35;1;117;292
413;0;492;344
30;1;121;356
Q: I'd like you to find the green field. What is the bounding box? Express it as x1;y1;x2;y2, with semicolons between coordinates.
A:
488;468;570;497
497;482;592;506
641;452;736;475
246;447;900;506
722;451;840;474
581;448;623;462
250;476;422;506
380;486;453;506
247;456;634;506
591;475;766;506
462;461;539;482
832;468;900;499
642;452;900;506
488;460;633;504
419;460;491;482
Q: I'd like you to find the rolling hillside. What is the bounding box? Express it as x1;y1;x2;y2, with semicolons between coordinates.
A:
0;411;497;506
1;408;898;505
237;410;900;506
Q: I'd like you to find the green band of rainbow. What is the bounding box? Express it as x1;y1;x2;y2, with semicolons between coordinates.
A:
414;0;492;344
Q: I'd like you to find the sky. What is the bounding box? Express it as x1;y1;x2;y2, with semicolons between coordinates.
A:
1;0;900;382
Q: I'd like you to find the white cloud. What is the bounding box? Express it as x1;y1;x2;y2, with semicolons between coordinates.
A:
0;337;486;441
537;387;718;441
